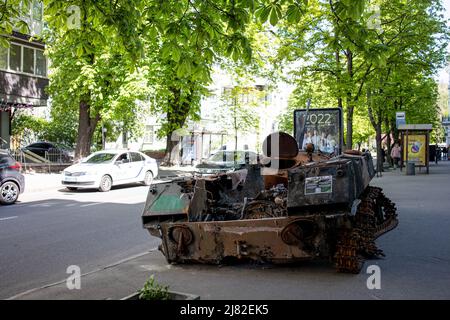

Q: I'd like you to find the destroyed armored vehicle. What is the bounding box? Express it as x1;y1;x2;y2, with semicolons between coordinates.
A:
142;108;398;273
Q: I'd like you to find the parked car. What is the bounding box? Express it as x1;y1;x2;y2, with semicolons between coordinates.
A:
23;142;74;163
61;150;159;192
0;150;25;205
195;150;259;174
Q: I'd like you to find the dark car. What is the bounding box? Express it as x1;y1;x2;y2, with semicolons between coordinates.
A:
23;142;74;163
195;150;259;174
0;150;25;205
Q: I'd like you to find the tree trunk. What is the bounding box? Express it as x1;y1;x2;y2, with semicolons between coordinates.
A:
74;100;100;160
346;102;354;150
375;123;383;174
164;135;181;166
163;87;192;166
367;93;383;175
345;49;354;150
385;116;392;166
234;116;238;151
335;50;343;109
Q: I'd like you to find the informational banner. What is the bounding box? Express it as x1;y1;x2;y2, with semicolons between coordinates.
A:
304;176;333;195
396;112;406;128
294;108;342;154
404;134;426;165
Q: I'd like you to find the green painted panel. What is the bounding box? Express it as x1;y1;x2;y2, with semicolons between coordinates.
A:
149;194;187;213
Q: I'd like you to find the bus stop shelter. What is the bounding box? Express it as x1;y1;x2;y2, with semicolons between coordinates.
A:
398;124;432;174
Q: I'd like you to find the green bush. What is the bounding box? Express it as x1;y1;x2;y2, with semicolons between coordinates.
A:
12;113;77;148
138;275;170;300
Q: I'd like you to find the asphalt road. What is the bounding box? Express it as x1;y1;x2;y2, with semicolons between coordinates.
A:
2;163;450;300
0;183;160;299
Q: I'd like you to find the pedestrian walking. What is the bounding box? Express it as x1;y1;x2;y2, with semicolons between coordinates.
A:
391;142;401;169
381;147;386;164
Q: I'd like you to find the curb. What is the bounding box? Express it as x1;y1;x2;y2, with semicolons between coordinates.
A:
6;249;157;300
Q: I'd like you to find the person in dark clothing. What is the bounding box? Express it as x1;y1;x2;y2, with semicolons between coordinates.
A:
381;147;386;164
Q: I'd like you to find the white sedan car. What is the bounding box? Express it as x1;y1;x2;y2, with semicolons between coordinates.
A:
61;150;158;192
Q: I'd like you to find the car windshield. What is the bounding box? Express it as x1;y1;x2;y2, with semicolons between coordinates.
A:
208;151;246;163
84;153;116;164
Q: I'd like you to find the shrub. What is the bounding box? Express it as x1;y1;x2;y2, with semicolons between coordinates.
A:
138;275;170;300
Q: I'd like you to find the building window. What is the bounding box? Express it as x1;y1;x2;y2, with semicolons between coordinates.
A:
32;1;43;21
35;49;46;76
143;125;154;144
23;46;34;74
0;43;47;77
0;47;7;69
9;44;22;72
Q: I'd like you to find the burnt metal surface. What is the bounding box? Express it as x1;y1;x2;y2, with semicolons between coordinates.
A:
142;131;398;273
159;216;343;264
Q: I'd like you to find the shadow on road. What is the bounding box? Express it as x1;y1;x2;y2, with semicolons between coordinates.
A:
57;182;149;193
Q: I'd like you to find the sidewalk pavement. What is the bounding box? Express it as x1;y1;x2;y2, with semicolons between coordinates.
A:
10;161;450;300
23;173;63;193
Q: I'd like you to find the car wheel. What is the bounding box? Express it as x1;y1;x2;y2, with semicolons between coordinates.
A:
66;187;78;191
99;175;112;192
0;181;19;205
143;171;154;186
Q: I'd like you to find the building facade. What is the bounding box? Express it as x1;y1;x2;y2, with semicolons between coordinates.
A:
107;68;292;164
0;1;48;149
443;82;450;147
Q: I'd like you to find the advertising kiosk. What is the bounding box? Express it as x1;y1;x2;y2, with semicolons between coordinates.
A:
398;124;432;174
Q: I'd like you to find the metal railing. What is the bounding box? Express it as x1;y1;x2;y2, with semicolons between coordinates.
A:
8;149;73;172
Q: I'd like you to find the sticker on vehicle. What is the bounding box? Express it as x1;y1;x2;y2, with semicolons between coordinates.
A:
305;175;333;195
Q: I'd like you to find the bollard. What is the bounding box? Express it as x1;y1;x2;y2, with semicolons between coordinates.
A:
406;162;415;175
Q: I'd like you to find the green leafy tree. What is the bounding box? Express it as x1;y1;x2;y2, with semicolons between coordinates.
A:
277;0;448;163
44;0;147;159
0;0;30;47
216;84;265;152
142;0;307;165
140;0;255;165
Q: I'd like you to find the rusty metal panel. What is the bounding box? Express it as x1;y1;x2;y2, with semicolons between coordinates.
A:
287;159;356;208
158;217;333;264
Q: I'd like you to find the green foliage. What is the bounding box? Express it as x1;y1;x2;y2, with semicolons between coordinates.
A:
141;0;258;145
0;0;31;47
138;275;170;301
215;83;264;149
43;0;151;155
12;111;77;148
12;113;47;137
41;0;307;159
276;0;449;148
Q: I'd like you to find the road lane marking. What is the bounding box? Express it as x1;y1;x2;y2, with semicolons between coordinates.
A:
65;203;77;207
1;204;27;209
0;216;18;221
79;202;101;207
29;202;58;207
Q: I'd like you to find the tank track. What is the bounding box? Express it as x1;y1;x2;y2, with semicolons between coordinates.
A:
335;186;398;273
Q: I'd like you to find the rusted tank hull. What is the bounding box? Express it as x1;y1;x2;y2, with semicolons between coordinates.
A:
151;215;350;264
142;129;398;273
